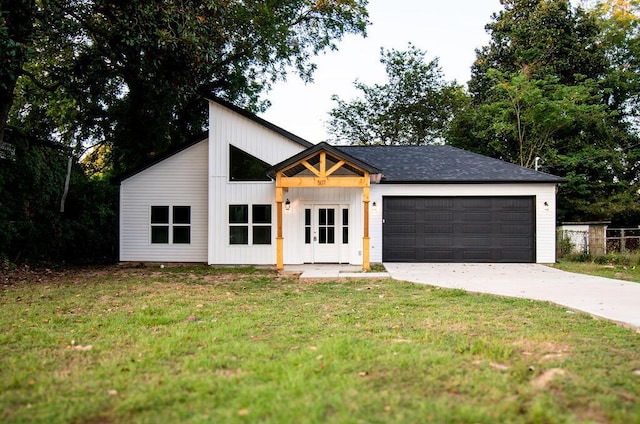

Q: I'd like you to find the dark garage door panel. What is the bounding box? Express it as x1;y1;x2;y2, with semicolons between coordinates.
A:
383;196;535;263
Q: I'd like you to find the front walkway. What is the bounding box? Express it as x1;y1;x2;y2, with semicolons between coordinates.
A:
283;264;390;279
384;263;640;330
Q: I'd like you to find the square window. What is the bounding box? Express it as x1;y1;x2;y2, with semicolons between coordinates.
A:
230;226;248;245
253;226;271;245
173;206;190;224
150;205;191;245
173;226;190;244
229;205;248;224
252;205;272;224
151;226;169;243
151;206;169;224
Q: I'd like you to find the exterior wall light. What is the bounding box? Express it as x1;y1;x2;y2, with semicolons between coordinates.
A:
284;199;291;211
544;201;549;211
372;201;377;210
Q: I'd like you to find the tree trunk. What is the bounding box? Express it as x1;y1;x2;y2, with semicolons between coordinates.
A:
0;0;37;144
0;96;11;145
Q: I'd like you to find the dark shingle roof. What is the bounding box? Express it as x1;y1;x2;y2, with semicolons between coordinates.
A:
337;145;565;183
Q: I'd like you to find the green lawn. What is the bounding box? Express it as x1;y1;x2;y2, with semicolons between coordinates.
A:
1;266;639;423
551;260;640;283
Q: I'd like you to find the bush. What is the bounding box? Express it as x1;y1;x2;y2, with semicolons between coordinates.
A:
592;253;640;266
556;230;574;259
562;251;640;266
0;137;117;264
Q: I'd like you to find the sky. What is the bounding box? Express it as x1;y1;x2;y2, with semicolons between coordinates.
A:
259;0;504;143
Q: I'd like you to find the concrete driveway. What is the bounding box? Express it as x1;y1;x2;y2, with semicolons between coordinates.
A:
384;263;640;329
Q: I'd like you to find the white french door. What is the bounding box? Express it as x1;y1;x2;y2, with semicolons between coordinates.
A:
303;205;349;263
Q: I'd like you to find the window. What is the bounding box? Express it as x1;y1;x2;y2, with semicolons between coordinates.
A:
229;204;272;245
318;208;335;244
150;206;191;244
342;208;349;244
229;205;248;245
229;145;271;181
252;205;272;244
304;208;311;244
172;206;191;244
151;206;169;244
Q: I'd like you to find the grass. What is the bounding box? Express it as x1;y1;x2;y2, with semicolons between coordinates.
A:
1;266;639;423
368;263;387;272
552;254;640;283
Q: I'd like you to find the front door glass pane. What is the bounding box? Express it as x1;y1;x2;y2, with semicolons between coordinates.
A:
327;209;335;226
318;208;335;245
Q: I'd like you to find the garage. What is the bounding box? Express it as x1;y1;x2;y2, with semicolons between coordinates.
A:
383;196;535;263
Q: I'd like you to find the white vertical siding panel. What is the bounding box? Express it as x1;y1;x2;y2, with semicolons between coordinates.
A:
369;186;384;263
120;140;208;262
207;100;308;265
534;185;557;263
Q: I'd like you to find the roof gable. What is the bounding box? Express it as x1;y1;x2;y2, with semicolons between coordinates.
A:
267;142;382;179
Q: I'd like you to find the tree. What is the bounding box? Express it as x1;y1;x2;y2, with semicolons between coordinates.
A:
0;0;35;144
596;0;640;117
450;0;640;223
6;0;369;173
469;0;607;99
478;70;605;168
0;0;370;263
327;44;466;145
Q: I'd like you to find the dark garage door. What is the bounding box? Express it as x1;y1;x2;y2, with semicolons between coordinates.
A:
383;196;535;263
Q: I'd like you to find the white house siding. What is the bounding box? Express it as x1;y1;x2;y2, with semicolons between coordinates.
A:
120;140;209;262
207;101;308;265
369;183;558;264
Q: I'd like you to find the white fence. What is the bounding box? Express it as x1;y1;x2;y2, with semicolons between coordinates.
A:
558;226;640;256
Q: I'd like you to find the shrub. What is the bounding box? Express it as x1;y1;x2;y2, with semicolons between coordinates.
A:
556;229;575;259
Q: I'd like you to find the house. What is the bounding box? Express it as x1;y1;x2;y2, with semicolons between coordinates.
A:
118;97;565;270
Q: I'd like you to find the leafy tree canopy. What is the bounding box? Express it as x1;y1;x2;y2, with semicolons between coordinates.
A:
450;0;640;223
471;70;606;168
0;0;369;263
327;44;466;145
4;0;369;173
469;0;607;98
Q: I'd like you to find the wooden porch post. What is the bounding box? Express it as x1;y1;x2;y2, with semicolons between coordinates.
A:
276;177;284;271
362;183;370;271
